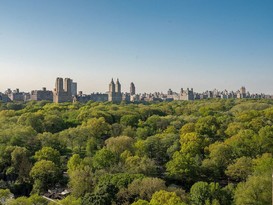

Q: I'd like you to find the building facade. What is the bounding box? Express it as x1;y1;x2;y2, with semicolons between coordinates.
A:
53;77;73;103
108;78;122;103
30;87;53;101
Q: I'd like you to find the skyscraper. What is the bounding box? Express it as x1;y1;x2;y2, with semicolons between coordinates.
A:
108;78;122;103
71;81;77;96
53;77;73;103
130;82;136;95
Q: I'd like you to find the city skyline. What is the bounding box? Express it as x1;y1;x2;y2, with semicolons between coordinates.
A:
1;77;271;104
1;76;272;96
1;0;273;94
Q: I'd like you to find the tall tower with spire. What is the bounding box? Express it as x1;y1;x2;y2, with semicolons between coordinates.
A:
116;79;121;93
108;78;122;103
109;78;115;93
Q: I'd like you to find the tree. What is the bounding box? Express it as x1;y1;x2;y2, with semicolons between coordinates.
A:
150;190;186;205
120;115;140;127
195;116;219;140
0;189;13;204
131;199;149;205
92;148;118;170
144;115;169;134
83;117;110;138
180;123;195;135
258;126;273;153
111;123;123;137
126;177;166;201
97;173;144;191
28;194;48;205
54;195;81;205
67;154;82;173
166;151;200;182
105;136;134;155
202;142;233;178
17;112;44;133
234;174;271;205
68;166;94;198
180;132;205;156
252;153;273;175
6;196;31;205
125;156;157;176
86;137;99;157
135;133;179;165
225;156;253;181
190;182;210;205
30;160;61;194
225;129;260;158
43;113;65;133
37;132;66;155
190;182;222;205
11;147;32;183
34;147;61;165
5;195;47;205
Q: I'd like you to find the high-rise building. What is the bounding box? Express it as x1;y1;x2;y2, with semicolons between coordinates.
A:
53;77;73;103
180;88;194;101
71;82;77;96
130;82;136;95
108;78;122;103
64;78;72;94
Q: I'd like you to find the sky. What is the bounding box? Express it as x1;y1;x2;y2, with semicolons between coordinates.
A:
0;0;273;94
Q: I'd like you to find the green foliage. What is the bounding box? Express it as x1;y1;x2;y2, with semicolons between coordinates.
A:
166;152;200;182
34;147;61;165
67;154;82;173
10;147;32;183
190;182;222;205
225;157;253;181
150;190;186;205
68;166;94;198
234;174;271;205
105;136;134;155
55;195;81;205
7;194;48;205
30;160;61;194
118;177;167;202
0;99;272;204
0;189;13;204
92;148;118;170
120;114;140;127
97;173;144;190
190;182;211;205
131;199;150;205
125;156;157;176
43;113;65;133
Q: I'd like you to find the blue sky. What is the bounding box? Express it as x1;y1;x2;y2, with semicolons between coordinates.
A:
0;0;273;94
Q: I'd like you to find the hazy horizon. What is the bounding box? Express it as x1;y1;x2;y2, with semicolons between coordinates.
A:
1;0;273;94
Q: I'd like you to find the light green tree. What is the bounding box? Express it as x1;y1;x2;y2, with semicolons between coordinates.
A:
150;190;186;205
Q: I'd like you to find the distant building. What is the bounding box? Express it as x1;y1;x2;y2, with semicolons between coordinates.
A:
53;77;73;103
122;93;130;102
30;87;53;101
71;82;77;96
130;94;140;102
75;92;108;103
180;88;194;101
0;92;10;102
6;88;24;101
167;89;173;96
130;82;136;95
240;86;247;98
108;78;122;103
